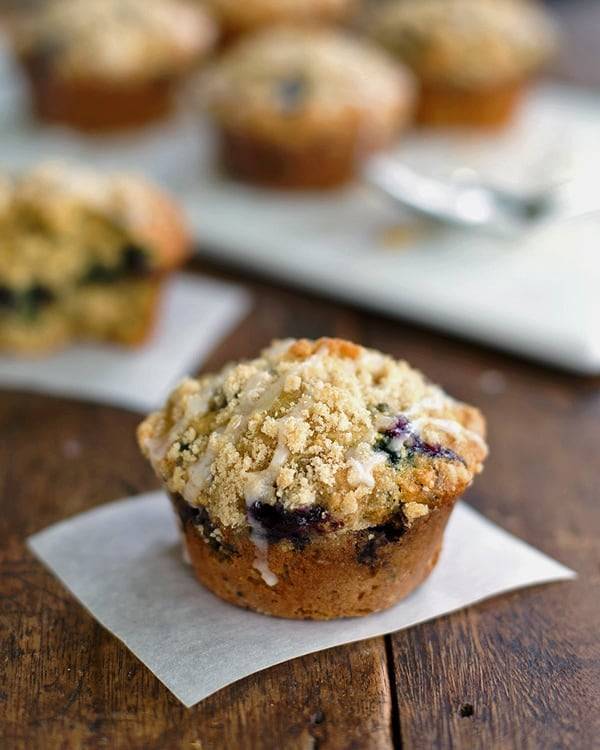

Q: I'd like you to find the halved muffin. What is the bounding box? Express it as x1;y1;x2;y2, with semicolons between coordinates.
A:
0;162;190;353
138;337;488;619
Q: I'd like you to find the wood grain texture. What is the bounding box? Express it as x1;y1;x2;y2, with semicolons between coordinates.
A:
1;269;598;749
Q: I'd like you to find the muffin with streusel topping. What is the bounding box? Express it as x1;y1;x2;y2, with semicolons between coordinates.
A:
13;0;216;132
138;337;488;619
198;27;414;188
368;0;557;128
203;0;355;43
0;161;190;353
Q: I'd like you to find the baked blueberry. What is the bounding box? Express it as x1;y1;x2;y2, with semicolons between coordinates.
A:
249;500;338;549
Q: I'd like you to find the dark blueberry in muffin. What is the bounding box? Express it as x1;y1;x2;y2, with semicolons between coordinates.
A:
82;263;121;285
0;286;16;310
172;493;237;559
276;74;308;114
121;244;150;275
412;437;464;462
356;509;407;567
249;500;339;550
81;245;149;286
376;415;464;465
18;284;55;320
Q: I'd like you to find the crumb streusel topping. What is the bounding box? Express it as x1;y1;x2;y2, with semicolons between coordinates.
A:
369;0;557;89
138;338;487;533
16;0;215;80
199;27;414;143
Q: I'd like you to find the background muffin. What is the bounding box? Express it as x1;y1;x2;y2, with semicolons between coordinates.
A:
199;26;414;188
202;0;355;43
368;0;557;128
0;162;190;353
138;337;488;619
13;0;216;132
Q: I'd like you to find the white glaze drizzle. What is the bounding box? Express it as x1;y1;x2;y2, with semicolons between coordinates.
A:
379;389;485;449
246;514;279;587
410;416;487;448
347;451;387;488
243;395;311;586
147;389;212;466
183;369;287;502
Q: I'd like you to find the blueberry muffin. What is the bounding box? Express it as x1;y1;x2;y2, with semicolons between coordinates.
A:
368;0;557;128
138;337;488;619
13;0;216;132
0;162;190;353
203;0;355;43
198;27;415;188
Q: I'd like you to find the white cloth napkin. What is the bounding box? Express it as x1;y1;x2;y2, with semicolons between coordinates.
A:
0;274;250;412
28;491;575;708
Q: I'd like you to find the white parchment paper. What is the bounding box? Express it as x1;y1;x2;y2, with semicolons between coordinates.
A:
0;274;250;412
28;491;575;707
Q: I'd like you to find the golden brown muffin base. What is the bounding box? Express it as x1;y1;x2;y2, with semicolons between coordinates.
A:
218;125;390;189
21;55;179;132
173;493;453;620
417;80;524;129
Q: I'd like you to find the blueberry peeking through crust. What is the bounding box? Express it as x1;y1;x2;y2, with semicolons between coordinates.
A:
276;74;308;114
1;284;56;320
356;509;408;567
249;500;340;550
375;415;464;465
121;244;150;274
0;286;15;309
82;244;150;285
172;493;238;560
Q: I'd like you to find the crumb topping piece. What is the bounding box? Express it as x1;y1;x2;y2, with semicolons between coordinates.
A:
369;0;557;89
138;338;488;533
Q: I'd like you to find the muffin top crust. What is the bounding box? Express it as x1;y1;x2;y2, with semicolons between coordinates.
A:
138;338;487;533
369;0;557;89
204;0;354;33
15;0;215;80
0;162;189;291
199;26;414;143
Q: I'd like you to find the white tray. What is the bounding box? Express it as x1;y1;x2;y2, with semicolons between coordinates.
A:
0;36;597;373
183;84;600;375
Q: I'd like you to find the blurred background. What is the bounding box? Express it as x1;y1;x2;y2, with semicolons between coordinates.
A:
0;0;597;373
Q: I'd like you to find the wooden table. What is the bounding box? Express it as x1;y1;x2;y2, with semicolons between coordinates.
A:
2;5;600;747
2;259;599;749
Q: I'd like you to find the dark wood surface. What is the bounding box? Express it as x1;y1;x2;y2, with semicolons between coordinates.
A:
1;266;598;750
2;3;600;746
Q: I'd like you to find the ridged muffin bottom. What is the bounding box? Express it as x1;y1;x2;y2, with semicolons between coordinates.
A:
217;125;396;189
22;56;178;132
172;493;454;620
417;80;524;128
